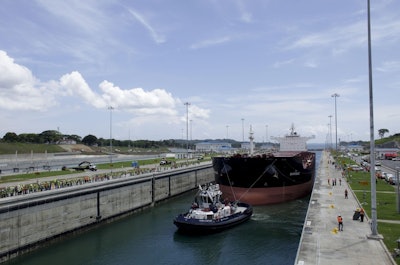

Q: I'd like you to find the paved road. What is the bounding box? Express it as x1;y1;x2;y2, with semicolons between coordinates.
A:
0;153;162;175
295;150;396;265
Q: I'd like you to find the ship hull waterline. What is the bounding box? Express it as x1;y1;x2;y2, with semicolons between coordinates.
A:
217;178;314;206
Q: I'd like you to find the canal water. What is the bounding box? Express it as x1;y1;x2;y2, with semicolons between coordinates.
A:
6;152;321;265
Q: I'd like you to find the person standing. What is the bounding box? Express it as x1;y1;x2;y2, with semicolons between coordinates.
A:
337;215;343;231
345;189;348;199
360;208;365;222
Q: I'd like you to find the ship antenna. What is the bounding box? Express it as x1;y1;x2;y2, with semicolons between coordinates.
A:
249;125;254;155
290;123;295;136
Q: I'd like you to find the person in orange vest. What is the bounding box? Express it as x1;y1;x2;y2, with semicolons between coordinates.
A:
360;208;365;222
337;215;343;231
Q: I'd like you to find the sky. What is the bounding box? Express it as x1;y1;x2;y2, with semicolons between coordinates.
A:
0;0;399;144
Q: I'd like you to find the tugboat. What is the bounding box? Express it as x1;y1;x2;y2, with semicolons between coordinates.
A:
173;183;253;234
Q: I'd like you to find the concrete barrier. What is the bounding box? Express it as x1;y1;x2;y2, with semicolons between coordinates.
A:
0;164;213;263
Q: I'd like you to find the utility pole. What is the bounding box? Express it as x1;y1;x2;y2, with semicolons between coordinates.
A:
241;118;244;142
184;102;190;160
331;93;339;151
328;115;332;149
367;0;378;237
108;106;114;165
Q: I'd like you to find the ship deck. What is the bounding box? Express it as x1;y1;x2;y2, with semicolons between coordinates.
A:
272;151;305;157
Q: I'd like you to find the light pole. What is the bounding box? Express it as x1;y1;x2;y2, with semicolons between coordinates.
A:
328;115;332;149
331;93;339;151
266;125;268;143
367;0;377;237
190;120;193;141
184;102;190;160
397;167;400;213
226;125;229;139
108;106;114;165
241;118;244;142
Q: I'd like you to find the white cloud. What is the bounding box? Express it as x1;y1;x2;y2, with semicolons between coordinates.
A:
60;71;106;108
0;50;35;89
236;0;252;23
273;59;295;68
376;61;400;72
0;50;211;136
99;81;178;115
190;36;231;50
127;8;166;44
0;50;58;111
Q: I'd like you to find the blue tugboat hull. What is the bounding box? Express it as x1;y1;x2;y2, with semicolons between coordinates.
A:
173;202;253;234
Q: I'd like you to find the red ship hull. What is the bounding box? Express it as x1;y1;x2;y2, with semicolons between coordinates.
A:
217;179;314;205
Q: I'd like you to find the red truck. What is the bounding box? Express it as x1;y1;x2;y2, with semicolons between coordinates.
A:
384;153;398;160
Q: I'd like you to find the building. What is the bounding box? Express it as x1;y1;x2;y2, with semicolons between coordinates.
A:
195;142;232;153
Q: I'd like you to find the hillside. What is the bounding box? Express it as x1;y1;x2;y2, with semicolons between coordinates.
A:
0;142;65;155
58;144;96;153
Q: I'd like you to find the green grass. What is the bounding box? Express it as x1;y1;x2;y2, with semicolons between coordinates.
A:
335;155;400;262
96;158;176;170
0;157;207;185
0;170;73;184
0;142;65;154
379;223;400;259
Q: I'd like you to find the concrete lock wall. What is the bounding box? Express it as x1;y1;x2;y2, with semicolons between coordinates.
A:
0;164;214;262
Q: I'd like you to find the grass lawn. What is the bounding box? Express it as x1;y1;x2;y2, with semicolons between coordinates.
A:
0;157;206;185
337;156;400;262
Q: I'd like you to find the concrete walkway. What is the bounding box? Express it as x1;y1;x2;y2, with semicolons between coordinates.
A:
295;151;396;265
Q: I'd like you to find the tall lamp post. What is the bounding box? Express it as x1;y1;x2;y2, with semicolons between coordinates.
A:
184;102;190;160
367;0;378;237
331;93;339;151
396;167;400;213
190;120;193;141
241;118;244;142
328;115;332;149
108;106;114;165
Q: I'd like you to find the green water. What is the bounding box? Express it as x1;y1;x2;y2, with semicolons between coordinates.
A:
6;152;320;265
5;193;309;265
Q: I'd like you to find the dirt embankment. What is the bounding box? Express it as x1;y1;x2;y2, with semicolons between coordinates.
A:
58;144;96;153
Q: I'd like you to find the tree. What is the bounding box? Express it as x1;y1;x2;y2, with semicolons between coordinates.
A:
39;130;62;144
3;132;19;142
82;134;98;146
378;128;389;139
68;134;82;143
19;133;40;143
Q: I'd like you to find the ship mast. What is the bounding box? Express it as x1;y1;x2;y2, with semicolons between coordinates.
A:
249;126;254;155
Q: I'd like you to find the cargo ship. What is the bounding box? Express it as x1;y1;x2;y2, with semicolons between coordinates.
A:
212;124;316;205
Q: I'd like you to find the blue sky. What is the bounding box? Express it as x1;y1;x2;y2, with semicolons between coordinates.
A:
1;0;399;144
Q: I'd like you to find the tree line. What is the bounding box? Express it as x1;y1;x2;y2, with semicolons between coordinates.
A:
1;130;192;149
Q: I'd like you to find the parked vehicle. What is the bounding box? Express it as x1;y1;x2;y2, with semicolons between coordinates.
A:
390;177;399;185
67;161;97;171
348;164;363;171
385;173;394;183
384;153;398;160
160;159;171;165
